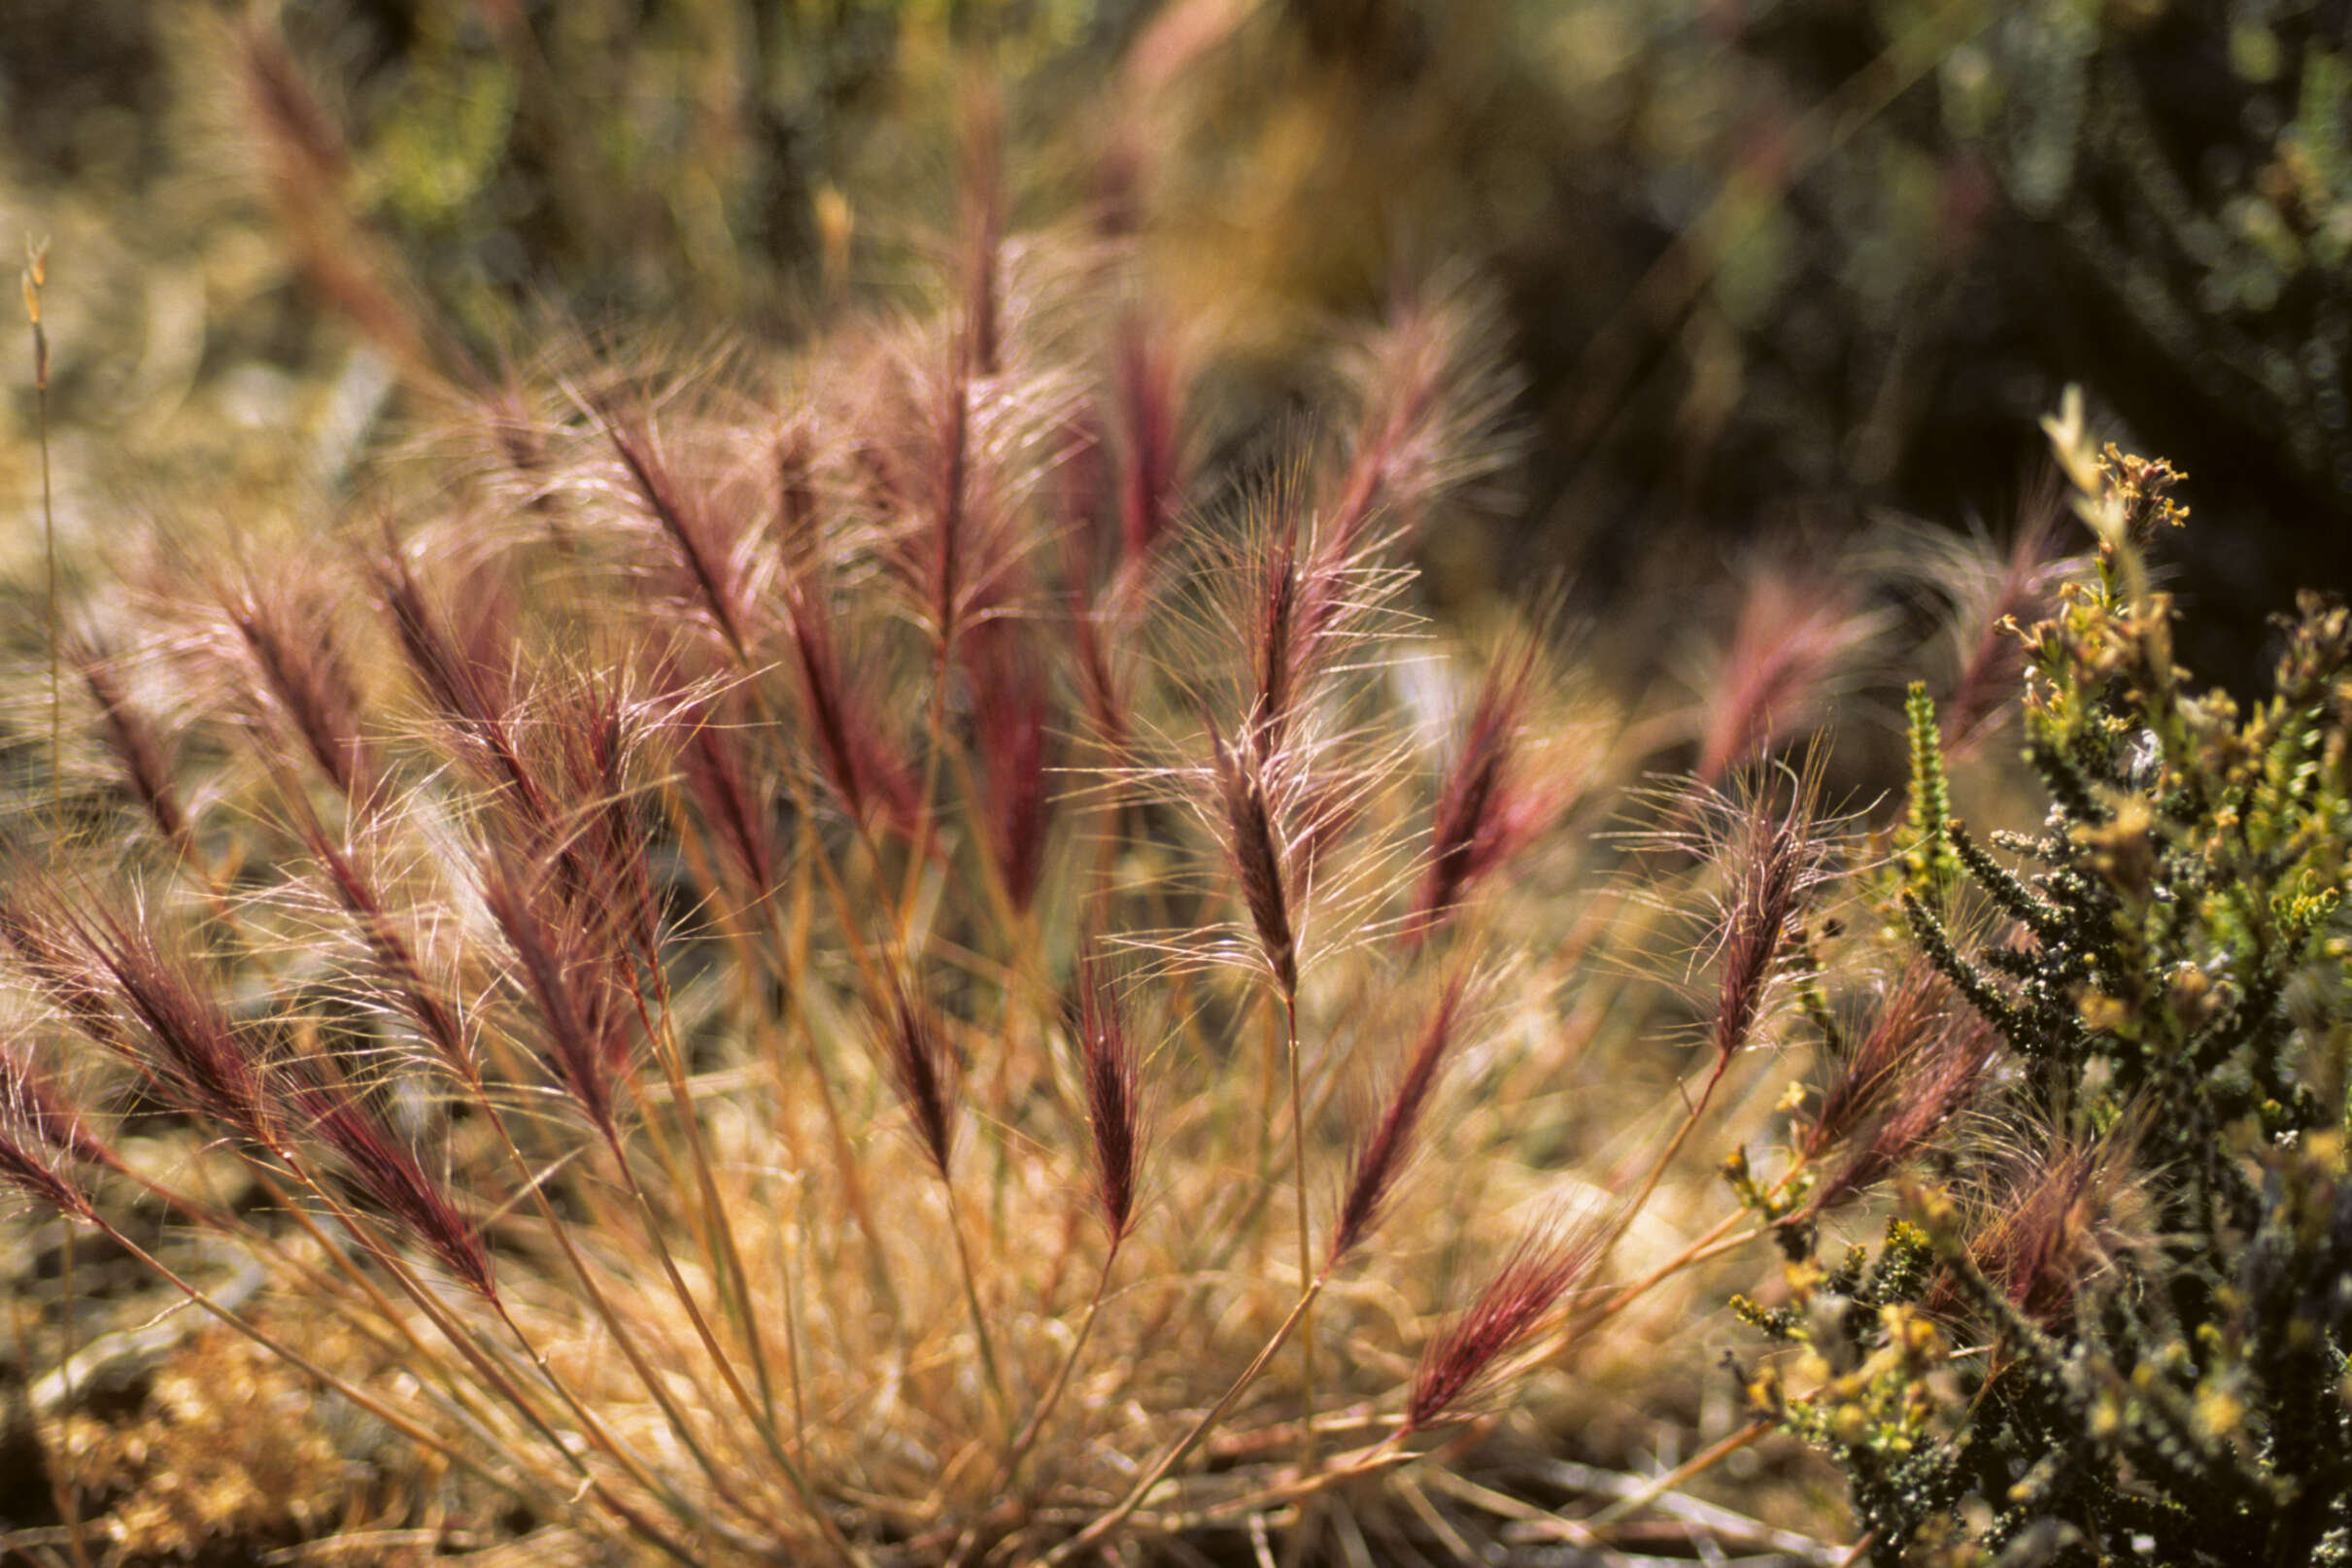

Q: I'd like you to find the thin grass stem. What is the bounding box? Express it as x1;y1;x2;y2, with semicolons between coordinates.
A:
1282;991;1315;1477
1584;1419;1772;1529
25;244;58;840
597;1123;865;1564
54;1219;90;1568
943;1179;1013;1430
1043;1268;1333;1566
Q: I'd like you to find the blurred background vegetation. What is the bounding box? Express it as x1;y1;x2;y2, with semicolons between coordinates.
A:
7;0;2352;694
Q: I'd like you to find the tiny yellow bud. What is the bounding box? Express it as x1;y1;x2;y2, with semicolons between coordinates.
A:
2197;1384;2244;1440
2079;989;2130;1032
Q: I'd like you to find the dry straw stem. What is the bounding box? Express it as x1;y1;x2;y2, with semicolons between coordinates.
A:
24;237;58;836
1201;702;1320;1474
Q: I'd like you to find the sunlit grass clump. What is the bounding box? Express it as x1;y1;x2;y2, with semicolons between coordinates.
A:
3;174;1850;1563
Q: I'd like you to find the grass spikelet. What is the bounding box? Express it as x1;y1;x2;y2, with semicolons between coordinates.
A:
958;79;1006;381
292;808;472;1074
1323;276;1517;557
1251;533;1303;745
870;331;981;655
1710;788;1819;1065
1329;972;1468;1265
1811;1005;1998;1213
601;410;753;663
1407;633;1562;940
66;896;273;1144
230;18;348;197
783;572;920;833
478;843;633;1134
772;420;823;572
1800;963;1954;1163
1693;563;1882;787
0;892;130;1052
670;682;779;900
1207;712;1299;996
290;1061;497;1299
967;621;1059;916
217;566;380;804
1247;507;1415;764
1945;1103;2152;1330
1110;311;1186;566
1935;476;2074;759
1074;948;1145;1243
881;978;960;1178
1071;598;1134;767
540;666;668;956
70;637;189;846
0;1050;97;1217
0;1039;110;1212
371;544;541;817
228;17;450;390
1406;1209;1610;1432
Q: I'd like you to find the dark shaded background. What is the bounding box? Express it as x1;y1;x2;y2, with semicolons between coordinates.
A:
5;0;2349;691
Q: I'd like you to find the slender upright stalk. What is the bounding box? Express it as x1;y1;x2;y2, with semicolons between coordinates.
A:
626;946;786;1441
463;1108;814;1549
943;1180;1012;1427
940;1235;1124;1568
597;1120;860;1562
1003;1238;1120;1484
21;241;71;1565
1282;990;1316;1477
1047;1266;1335;1565
1614;1050;1734;1240
24;241;57;834
1585;1420;1772;1529
53;1220;91;1568
767;802;902;1329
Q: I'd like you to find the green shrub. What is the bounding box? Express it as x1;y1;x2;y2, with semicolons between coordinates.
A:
1742;406;2352;1565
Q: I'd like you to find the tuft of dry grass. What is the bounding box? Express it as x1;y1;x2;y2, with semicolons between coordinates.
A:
0;121;2099;1567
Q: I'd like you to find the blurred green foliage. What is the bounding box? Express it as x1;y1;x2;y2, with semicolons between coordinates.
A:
7;1;2351;663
